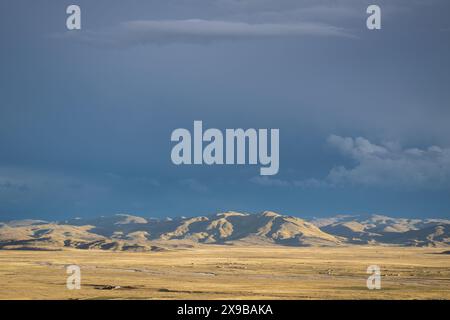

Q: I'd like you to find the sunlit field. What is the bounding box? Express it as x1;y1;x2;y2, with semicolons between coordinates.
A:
0;245;449;300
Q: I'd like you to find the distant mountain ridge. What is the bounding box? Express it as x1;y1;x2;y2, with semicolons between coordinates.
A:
0;211;449;251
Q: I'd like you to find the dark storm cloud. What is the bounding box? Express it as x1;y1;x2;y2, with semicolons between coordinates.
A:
1;0;450;219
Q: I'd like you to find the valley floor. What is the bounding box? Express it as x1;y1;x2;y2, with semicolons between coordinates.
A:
0;245;449;299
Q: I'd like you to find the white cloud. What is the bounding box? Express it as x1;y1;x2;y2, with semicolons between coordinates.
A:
251;135;450;190
326;135;450;189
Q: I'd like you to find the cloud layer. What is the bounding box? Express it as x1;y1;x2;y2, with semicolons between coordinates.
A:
252;135;450;190
326;135;450;189
69;19;354;47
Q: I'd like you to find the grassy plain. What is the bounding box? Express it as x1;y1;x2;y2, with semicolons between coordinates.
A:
0;245;449;299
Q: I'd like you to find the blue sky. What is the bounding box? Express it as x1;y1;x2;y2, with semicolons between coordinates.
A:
1;0;450;220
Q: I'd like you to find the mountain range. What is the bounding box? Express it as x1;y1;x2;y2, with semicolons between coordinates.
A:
0;211;449;251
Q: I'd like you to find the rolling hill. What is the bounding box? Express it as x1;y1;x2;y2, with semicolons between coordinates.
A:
311;214;450;247
0;211;448;251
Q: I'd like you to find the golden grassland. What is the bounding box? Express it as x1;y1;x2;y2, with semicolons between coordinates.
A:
0;245;449;300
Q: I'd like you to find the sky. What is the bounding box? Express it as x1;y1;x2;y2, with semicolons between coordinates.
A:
0;0;449;220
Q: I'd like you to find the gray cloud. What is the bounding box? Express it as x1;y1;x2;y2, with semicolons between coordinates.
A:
250;176;328;188
0;166;110;197
250;176;291;187
0;180;29;192
179;178;209;193
293;178;329;188
67;19;354;47
184;0;428;24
